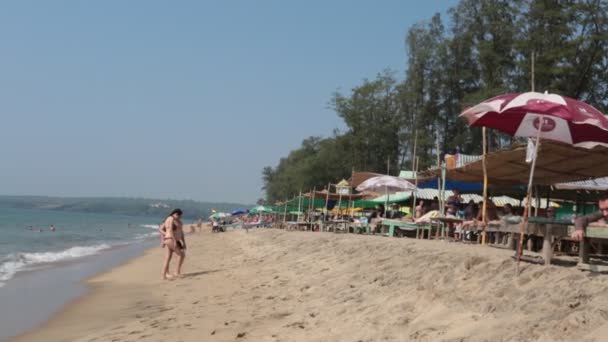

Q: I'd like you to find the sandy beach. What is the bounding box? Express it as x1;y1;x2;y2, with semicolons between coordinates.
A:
11;227;608;342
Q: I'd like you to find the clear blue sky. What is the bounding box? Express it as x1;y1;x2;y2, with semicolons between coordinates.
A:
0;0;457;204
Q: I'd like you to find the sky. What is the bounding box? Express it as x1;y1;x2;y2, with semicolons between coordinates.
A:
0;0;458;204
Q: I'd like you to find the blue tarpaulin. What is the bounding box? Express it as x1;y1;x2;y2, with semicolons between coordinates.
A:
416;179;483;192
231;209;249;216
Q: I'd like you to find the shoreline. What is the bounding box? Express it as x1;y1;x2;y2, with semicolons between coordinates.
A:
10;226;208;342
10;228;608;341
1;238;158;342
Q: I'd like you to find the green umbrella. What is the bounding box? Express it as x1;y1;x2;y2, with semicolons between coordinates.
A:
210;212;229;219
250;205;272;214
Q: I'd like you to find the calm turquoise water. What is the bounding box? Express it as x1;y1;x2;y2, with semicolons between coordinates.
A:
0;207;163;287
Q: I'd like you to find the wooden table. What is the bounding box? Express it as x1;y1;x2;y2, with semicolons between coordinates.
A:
286;221;313;231
349;222;371;234
487;218;608;267
430;216;464;239
378;219;433;238
329;220;349;233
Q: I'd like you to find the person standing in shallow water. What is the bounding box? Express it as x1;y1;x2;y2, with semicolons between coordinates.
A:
160;208;186;280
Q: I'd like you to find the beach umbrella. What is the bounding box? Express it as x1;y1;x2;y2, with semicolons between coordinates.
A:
460;91;608;271
231;209;249;216
210;212;229;219
356;176;415;211
356;175;416;193
356;175;416;215
250;205;272;214
460;91;608;148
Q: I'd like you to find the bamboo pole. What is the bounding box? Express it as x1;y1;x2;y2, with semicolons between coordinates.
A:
411;130;418;216
337;191;343;218
297;190;302;222
413;157;419;218
534;186;540;216
436;126;442;214
311;187;316;221
516;117;544;274
481;127;488;245
325;183;331;223
283;198;288;223
531;51;535;92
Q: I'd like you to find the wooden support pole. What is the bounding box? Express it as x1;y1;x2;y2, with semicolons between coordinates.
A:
542;225;553;266
482;127;488;245
580;237;590;264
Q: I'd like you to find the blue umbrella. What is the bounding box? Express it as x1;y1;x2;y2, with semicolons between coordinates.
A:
231;209;249;216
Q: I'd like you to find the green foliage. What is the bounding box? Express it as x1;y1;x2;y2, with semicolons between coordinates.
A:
263;0;608;203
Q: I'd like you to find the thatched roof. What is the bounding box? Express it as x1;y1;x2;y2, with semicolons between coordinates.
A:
420;141;608;186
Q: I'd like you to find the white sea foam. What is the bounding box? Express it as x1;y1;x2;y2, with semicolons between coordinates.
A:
0;244;111;287
141;224;160;230
135;232;160;240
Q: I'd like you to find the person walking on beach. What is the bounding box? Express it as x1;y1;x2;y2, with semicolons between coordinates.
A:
160;208;186;280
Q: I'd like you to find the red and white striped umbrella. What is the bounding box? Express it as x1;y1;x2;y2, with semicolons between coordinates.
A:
461;91;608;271
460;91;608;148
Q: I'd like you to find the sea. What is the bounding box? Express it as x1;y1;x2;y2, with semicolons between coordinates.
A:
0;207;166;341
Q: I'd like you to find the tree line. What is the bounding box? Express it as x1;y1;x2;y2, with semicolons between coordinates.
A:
262;0;608;203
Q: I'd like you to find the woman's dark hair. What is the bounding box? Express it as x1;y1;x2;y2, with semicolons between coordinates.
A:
169;208;183;217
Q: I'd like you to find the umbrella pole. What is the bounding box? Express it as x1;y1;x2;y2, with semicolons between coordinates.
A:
481;127;488;246
385;185;388;219
436;127;442;213
412;131;418;217
325;183;331;218
516;120;543;274
311;187;316;226
298;190;302;222
283;199;287;224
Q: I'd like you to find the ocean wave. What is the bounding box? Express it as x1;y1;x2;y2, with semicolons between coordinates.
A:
140;224;160;230
135;232;160;240
0;244;111;287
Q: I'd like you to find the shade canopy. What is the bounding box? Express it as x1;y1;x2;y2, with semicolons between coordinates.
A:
349;172;384;188
231;209;249;216
460;91;608;148
420;141;608;186
302;190;369;201
356;175;416;194
250;205;272;214
554;177;608;191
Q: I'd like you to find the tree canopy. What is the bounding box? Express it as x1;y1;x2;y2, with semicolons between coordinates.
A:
262;0;608;203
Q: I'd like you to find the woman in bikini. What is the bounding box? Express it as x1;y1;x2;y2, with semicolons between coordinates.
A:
160;208;186;280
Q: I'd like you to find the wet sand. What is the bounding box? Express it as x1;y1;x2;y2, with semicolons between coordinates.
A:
11;227;608;342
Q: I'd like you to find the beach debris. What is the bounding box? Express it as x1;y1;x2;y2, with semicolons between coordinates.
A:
210;330;216;335
236;332;247;338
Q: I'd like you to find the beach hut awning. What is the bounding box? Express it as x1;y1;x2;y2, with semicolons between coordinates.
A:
420;141;608;186
302;190;370;201
349;172;384;188
554;177;608;191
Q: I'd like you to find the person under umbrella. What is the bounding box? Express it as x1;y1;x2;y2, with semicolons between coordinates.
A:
460;91;608;269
